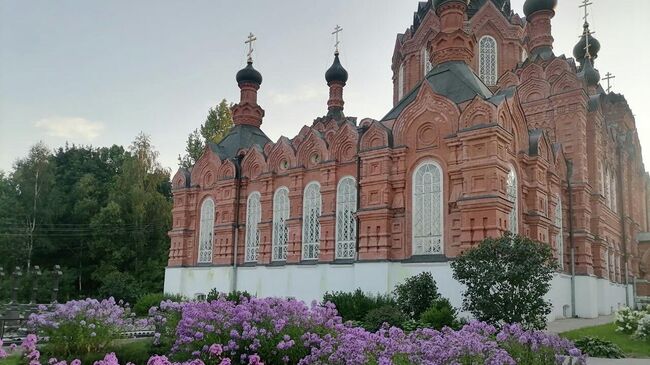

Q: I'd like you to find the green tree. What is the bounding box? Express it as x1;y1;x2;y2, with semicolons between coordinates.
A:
393;272;441;320
178;129;204;169
201;99;234;144
178;99;234;168
450;233;558;329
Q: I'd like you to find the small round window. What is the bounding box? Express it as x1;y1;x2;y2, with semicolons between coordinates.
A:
280;160;289;170
310;154;320;164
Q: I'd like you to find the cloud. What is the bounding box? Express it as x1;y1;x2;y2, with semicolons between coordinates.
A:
34;117;105;141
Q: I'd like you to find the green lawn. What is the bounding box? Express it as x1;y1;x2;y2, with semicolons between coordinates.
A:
0;355;20;365
561;322;650;358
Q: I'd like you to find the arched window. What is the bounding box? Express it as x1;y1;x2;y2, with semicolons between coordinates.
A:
398;63;405;100
244;192;261;263
610;172;617;212
412;161;444;255
198;198;215;263
302;182;321;260
336;177;357;259
555;195;564;269
507;168;518;234
604;167;611;208
272;187;290;261
422;48;433;76
599;161;605;195
479;36;498;86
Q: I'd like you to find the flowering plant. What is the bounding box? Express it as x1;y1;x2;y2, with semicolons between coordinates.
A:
148;296;586;365
614;306;646;334
633;313;650;340
27;297;144;357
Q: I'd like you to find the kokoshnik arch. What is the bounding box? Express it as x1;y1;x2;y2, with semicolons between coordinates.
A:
164;0;650;320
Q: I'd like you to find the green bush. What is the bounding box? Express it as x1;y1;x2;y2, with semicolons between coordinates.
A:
205;289;252;303
419;297;458;330
573;337;624;358
133;293;186;317
451;233;558;330
362;305;408;332
393;272;440;320
323;289;396;322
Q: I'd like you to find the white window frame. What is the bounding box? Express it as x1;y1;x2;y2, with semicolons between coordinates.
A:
422;47;433;77
478;35;498;86
197;197;215;264
555;194;564;269
412;160;444;255
335;176;357;260
272;187;290;262
507;167;519;234
302;182;321;260
244;191;261;263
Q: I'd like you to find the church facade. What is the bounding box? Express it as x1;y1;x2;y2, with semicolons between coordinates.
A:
164;0;650;320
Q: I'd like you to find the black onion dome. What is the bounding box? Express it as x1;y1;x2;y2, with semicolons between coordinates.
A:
580;58;600;86
433;0;467;11
236;61;263;85
325;54;349;84
573;23;601;62
523;0;557;17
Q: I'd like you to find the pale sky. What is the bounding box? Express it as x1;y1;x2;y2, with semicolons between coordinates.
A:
1;0;649;173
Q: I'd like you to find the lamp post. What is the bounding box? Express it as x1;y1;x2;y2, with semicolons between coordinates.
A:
51;265;63;304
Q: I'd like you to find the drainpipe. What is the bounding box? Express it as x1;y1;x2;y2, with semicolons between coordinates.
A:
232;154;244;292
567;159;577;317
355;126;369;258
616;141;630;307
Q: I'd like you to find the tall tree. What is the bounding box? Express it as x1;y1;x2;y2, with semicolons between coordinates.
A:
178;99;234;168
201;99;234;144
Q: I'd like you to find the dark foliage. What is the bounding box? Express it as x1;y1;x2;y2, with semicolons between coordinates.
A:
573;337;624;359
393;272;441;320
323;289;397;322
362;305;408;332
419;297;459;330
133;293;186;317
451;233;558;330
206;289;253;304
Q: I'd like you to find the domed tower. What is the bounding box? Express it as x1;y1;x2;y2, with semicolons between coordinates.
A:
325;27;349;121
523;0;557;58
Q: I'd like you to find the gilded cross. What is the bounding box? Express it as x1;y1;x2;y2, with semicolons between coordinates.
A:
579;0;593;23
332;25;343;55
603;72;616;93
245;32;257;62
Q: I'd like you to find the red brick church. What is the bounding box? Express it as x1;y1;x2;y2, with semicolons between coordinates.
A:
165;0;650;319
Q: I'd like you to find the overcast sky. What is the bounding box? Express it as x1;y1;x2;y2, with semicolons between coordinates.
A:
1;0;649;174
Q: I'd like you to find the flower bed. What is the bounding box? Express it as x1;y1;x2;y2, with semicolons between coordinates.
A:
15;296;587;365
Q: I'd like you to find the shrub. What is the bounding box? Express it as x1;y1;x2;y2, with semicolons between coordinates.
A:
393;272;440;320
27;298;143;357
419;297;458;330
451;233;558;330
362;305;408;332
134;293;185;317
615;306;646;334
573;337;624;358
634;314;650;340
323;289;396;322
205;288;252;303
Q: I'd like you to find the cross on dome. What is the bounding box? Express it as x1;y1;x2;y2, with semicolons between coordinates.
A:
604;72;616;93
332;25;343;55
245;32;257;62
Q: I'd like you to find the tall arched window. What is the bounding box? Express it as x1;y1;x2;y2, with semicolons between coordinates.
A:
413;161;444;255
198;198;215;264
555;195;564;269
610;172;617;212
507;168;518;234
604;167;611;208
479;36;498;86
244;192;261;263
422;48;433;76
336;177;357;259
272;187;290;261
302;182;321;260
398;63;405;100
599;161;605;195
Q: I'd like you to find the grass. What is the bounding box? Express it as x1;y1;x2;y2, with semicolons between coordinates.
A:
0;355;20;365
561;322;650;358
